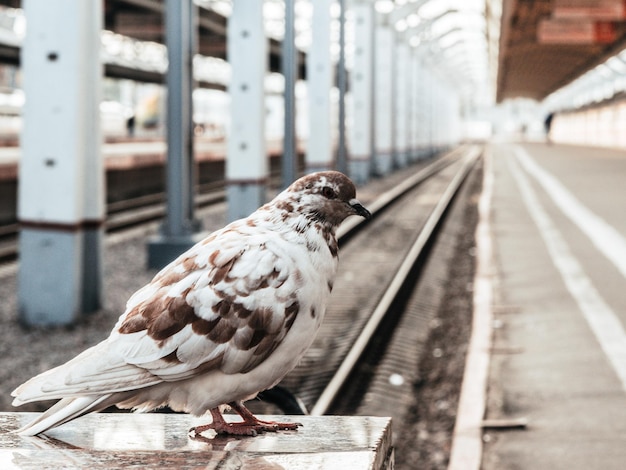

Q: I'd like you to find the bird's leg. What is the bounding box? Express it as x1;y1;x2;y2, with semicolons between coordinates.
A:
229;401;302;432
189;402;301;437
189;407;242;436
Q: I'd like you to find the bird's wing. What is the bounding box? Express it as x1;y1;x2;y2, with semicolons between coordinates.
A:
16;227;305;400
116;229;305;379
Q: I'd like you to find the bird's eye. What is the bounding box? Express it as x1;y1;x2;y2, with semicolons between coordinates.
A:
321;186;336;199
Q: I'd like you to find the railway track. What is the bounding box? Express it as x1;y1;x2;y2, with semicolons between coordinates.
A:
0;172;284;263
245;145;483;419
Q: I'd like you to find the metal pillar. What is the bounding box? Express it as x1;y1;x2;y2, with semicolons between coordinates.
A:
349;0;375;184
148;0;201;269
395;36;409;168
305;0;333;174
18;0;103;325
282;0;297;187
226;1;267;222
373;15;395;176
409;47;420;162
417;65;431;157
336;0;348;175
429;73;437;154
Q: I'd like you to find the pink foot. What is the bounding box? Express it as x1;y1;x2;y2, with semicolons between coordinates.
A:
190;403;302;437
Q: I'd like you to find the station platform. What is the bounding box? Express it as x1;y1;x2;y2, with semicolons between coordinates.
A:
0;139;288;169
482;142;626;469
0;138;293;226
0;138;259;178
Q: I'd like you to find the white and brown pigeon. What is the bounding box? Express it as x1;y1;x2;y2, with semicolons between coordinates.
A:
12;171;371;437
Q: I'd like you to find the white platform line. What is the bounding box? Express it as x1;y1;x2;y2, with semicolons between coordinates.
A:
508;154;626;392
448;148;493;470
514;145;626;282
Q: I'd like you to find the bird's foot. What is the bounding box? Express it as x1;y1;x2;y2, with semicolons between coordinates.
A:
229;400;302;434
190;419;300;437
190;404;302;438
251;417;302;431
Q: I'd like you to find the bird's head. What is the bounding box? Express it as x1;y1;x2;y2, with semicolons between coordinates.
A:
271;171;371;228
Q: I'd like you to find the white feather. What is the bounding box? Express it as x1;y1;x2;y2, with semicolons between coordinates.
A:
15;395;115;436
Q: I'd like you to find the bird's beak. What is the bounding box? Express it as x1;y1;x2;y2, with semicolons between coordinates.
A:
349;198;372;220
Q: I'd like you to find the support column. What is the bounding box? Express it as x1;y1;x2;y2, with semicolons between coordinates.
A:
430;74;439;153
282;0;297;186
421;67;433;157
306;0;333;174
336;0;348;175
373;14;394;176
18;0;103;326
395;36;409;168
148;0;202;269
226;1;267;222
409;47;420;162
349;0;375;184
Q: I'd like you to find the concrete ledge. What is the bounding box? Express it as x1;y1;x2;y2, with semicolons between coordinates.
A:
0;412;393;469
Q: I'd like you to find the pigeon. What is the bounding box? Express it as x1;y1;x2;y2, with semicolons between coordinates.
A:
12;171;371;437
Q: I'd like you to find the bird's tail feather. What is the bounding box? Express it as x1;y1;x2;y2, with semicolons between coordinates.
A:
15;395;115;436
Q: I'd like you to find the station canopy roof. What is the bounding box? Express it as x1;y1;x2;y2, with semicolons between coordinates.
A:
498;0;626;103
382;0;493;105
0;0;494;104
3;0;626;107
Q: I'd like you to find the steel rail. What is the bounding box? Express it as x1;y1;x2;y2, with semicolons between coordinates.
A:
336;146;468;243
0;172;286;261
311;146;481;416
